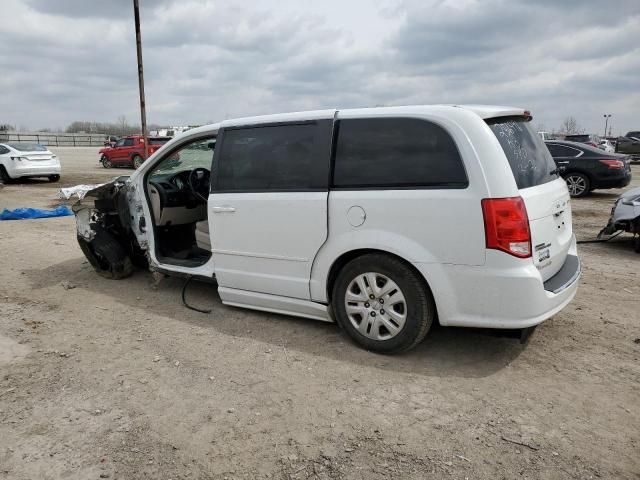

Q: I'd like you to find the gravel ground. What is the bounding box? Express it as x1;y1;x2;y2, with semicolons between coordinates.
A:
0;147;639;479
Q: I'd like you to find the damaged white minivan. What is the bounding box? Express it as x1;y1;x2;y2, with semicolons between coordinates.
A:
72;105;580;353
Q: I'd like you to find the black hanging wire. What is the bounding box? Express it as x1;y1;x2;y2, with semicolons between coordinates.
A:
181;275;212;314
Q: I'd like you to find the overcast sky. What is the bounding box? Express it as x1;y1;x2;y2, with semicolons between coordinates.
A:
1;0;639;134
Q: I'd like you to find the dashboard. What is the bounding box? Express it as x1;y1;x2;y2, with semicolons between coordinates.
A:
148;170;206;209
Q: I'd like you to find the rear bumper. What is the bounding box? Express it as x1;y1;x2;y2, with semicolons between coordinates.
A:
596;174;631;189
6;161;61;178
414;236;580;329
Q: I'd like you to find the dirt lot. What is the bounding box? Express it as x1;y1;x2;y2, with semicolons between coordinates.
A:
1;147;639;479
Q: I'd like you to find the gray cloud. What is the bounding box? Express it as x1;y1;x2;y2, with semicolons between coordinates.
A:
1;0;639;134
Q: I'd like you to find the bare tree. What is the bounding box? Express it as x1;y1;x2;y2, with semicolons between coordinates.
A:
559;116;583;135
117;115;129;136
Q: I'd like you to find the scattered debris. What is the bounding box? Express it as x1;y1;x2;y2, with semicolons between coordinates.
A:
153;356;160;362
0;387;16;398
501;436;540;451
61;281;77;290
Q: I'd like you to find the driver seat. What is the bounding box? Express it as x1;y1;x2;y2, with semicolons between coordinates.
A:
195;220;211;251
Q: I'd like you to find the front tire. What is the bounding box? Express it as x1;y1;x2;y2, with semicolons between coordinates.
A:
77;225;134;280
48;174;60;182
565;173;590;197
132;155;143;169
332;254;434;353
101;156;112;168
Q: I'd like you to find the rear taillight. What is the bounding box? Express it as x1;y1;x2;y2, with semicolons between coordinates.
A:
587;142;598;147
599;159;625;169
481;197;531;258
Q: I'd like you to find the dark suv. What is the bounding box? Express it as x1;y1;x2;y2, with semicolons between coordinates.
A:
615;131;640;162
545;140;632;197
563;134;601;148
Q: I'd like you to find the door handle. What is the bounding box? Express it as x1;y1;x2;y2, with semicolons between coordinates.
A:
211;206;236;213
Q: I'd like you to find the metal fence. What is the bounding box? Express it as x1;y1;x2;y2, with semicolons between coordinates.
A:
0;132;111;147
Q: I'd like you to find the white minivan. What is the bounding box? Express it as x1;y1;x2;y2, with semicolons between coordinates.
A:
72;105;580;353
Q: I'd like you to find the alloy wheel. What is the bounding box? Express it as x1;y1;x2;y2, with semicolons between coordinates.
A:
566;175;587;196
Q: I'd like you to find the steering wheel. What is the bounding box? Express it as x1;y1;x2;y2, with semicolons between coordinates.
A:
188;168;210;203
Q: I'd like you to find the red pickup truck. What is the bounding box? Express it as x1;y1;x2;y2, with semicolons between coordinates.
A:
99;135;171;169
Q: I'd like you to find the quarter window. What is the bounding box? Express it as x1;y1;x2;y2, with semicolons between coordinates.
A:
332;118;467;188
547;144;581;157
215;122;331;191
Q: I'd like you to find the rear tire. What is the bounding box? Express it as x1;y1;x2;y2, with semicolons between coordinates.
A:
564;173;590;198
332;254;434;354
77;225;134;280
48;174;60;182
101;156;112;168
132;155;143;169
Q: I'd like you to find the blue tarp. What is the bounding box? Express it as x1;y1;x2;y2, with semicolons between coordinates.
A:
0;205;73;220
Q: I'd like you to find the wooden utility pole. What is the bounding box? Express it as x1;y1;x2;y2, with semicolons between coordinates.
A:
133;0;148;159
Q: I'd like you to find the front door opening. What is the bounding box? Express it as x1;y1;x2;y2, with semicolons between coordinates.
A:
146;137;216;267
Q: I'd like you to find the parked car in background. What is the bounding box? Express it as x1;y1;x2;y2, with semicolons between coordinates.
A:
599;186;640;253
564;134;601;148
0;142;61;182
615;131;640;162
599;139;615;153
538;131;556;141
99;135;171;169
71;105;580;353
104;135;119;147
545;140;631;197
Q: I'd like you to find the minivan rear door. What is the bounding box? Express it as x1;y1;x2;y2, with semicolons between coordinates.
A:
487;118;573;281
209;115;335;300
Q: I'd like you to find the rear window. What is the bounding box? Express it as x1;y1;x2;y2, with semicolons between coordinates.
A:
565;134;590;142
7;143;47;152
487;118;558;189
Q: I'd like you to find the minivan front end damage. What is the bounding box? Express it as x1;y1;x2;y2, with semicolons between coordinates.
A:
598;186;640;252
61;177;150;278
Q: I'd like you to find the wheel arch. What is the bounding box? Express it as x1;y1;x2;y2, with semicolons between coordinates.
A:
324;248;437;316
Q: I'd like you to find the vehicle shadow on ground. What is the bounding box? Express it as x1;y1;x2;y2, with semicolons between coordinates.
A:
26;257;527;379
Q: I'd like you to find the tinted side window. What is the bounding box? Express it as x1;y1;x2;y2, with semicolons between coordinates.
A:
123;138;134;147
332;118;467;188
0;146;9;154
547;144;580;157
216;122;331;192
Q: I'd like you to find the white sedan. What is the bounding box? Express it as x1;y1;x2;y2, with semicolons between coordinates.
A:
0;143;61;182
598;139;616;153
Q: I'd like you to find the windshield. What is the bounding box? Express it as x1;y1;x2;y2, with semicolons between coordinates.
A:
487;117;558;189
150;138;216;177
8;143;47;152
